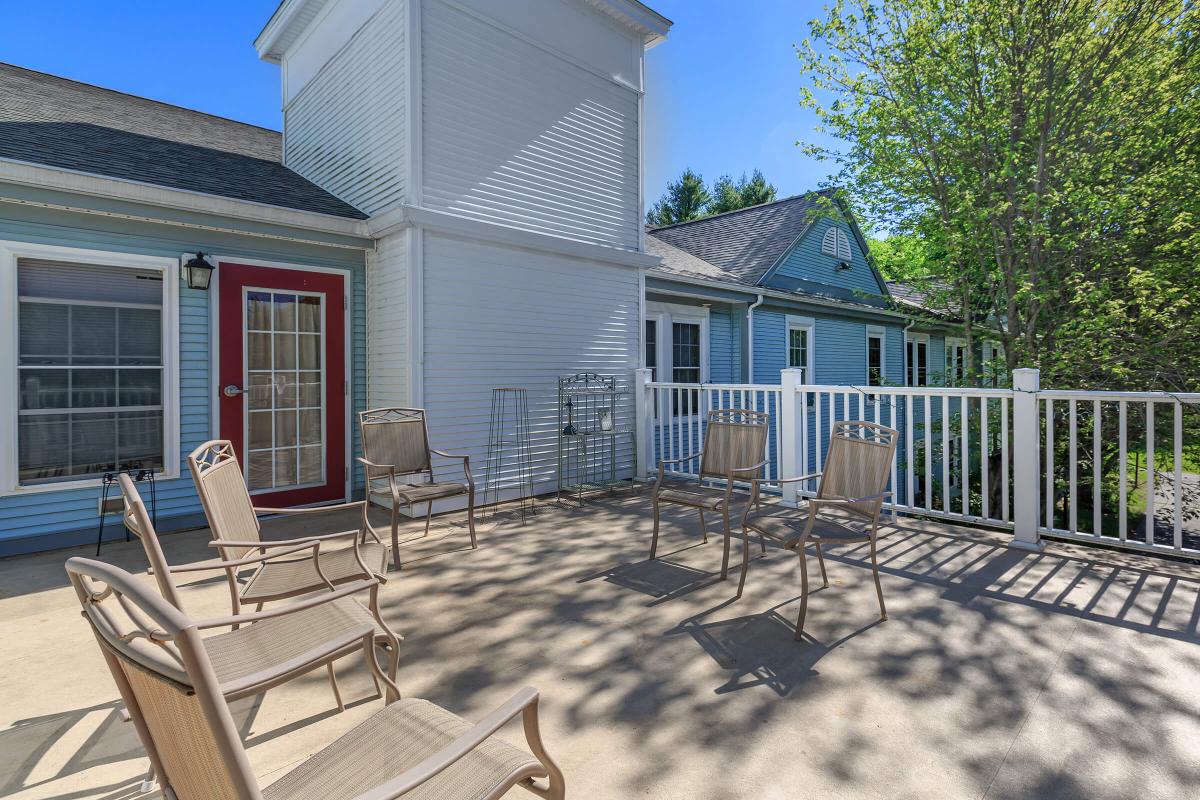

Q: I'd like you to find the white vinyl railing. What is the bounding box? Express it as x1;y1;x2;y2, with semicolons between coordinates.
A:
633;367;1199;558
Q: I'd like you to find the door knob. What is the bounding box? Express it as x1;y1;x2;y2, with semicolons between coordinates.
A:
223;384;244;397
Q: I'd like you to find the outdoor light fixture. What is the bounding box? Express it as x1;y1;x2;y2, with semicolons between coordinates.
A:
836;261;852;270
182;252;215;290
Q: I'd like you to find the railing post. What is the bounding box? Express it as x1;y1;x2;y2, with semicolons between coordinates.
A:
1010;367;1045;551
780;368;805;507
634;368;654;479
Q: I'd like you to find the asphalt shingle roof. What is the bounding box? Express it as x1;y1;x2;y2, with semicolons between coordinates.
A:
0;63;366;220
647;191;835;285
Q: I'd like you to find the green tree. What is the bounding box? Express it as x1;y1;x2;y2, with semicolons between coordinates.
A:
646;169;711;226
710;170;778;215
798;0;1200;393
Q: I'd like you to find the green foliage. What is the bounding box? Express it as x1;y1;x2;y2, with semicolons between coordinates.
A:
647;168;777;225
798;0;1200;393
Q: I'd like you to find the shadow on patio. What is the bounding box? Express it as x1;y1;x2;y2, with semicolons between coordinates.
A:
2;493;1198;799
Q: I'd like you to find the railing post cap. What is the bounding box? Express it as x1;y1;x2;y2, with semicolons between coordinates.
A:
1012;368;1040;391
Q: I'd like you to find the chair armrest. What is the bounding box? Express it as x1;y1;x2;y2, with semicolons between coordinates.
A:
658;453;702;466
168;542;320;572
767;472;824;486
194;577;381;630
727;459;769;479
209;529;360;549
253;501;366;515
429;448;469;461
358;458;397;476
350;688;542;800
811;491;892;506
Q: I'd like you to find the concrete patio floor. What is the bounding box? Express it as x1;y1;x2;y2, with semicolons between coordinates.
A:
2;491;1199;800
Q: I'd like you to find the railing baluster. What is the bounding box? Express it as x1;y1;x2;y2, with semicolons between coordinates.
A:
815;390;824;475
924;395;932;512
981;397;990;520
1173;401;1182;550
1093;400;1102;537
942;395;950;513
906;394;914;511
1119;400;1128;541
1001;396;1010;524
1069;399;1078;534
1045;398;1054;530
666;388;675;466
1145;401;1155;544
961;394;970;517
890;394;898;514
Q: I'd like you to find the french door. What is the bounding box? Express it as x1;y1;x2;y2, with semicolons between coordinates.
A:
216;261;347;506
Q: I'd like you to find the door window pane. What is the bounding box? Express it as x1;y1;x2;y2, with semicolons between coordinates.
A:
788;326;810;382
868;334;883;386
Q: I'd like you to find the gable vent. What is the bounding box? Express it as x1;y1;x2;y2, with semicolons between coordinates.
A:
821;226;852;261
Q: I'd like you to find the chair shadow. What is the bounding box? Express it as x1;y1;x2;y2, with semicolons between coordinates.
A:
667;598;883;697
581;551;723;604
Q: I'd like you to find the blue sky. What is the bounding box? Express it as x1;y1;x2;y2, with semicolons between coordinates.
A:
0;0;837;207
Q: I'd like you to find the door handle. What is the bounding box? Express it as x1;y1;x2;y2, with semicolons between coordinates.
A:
223;384;244;398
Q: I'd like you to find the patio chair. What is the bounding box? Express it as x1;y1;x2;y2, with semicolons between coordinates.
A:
358;407;477;571
649;408;770;582
187;440;388;615
740;420;898;640
116;473;400;713
66;556;566;800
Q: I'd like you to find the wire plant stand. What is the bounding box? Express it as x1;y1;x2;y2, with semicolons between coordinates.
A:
483;387;536;523
556;372;634;505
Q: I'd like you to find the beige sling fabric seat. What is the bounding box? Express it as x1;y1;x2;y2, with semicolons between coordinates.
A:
188;440;387;610
359;408;477;571
650;409;770;582
116;474;400;707
66;556;566;800
741;420;899;640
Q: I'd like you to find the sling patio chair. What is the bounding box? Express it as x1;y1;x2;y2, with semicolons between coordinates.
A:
649;408;770;582
66;555;566;800
358;407;477;571
188;440;388;615
740;420;898;640
116;473;400;712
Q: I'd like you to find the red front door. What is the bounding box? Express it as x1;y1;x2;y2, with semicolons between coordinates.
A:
217;261;347;506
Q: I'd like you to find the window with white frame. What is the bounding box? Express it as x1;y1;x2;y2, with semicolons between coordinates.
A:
821;226;852;260
867;326;885;386
5;248;177;489
645;302;708;417
946;337;968;385
786;316;815;383
983;341;1006;387
906;333;929;386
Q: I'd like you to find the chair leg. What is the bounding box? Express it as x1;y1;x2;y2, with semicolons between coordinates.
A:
871;539;888;620
698;510;708;543
815;542;829;587
327;663;345;712
390;502;402;571
736;524;752;598
466;486;478;549
758;530;767;555
719;507;731;581
649;499;661;560
794;546;810;641
423;502;433;537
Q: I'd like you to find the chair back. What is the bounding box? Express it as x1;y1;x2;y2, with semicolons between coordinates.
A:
188;441;261;559
359;408;432;476
699;409;770;481
818;421;899;520
116;473;186;610
65;557;262;800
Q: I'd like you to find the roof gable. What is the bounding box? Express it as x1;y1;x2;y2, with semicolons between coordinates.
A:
0;63;366;219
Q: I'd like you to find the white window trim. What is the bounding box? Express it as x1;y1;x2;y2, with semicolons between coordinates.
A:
866;325;886;386
946;336;968;385
906;332;930;387
0;240;180;495
785;314;816;384
645;301;709;421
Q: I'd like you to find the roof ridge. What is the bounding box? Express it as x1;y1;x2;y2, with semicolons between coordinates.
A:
647;188;835;232
0;62;282;137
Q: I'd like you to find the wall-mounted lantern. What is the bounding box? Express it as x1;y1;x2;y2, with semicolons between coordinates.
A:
182;252;215;290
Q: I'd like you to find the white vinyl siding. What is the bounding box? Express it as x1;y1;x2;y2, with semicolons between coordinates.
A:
366;233;408;408
421;233;640;495
283;0;407;215
421;0;641;249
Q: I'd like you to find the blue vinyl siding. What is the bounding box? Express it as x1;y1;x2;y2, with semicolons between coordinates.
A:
708;305;741;383
767;218;886;297
0;204;368;555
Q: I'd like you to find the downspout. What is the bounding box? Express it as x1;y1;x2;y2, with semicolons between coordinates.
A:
746;294;764;383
